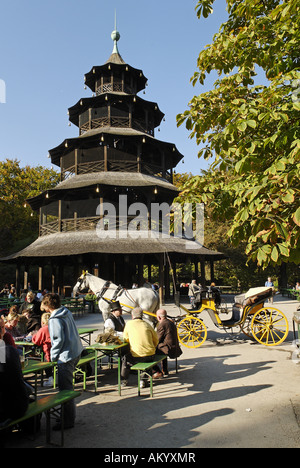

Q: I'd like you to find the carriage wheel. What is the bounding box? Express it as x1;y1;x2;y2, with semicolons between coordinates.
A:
240;317;254;339
177;316;207;348
251;307;289;346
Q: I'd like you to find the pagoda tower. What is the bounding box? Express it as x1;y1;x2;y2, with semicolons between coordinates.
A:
2;27;225;299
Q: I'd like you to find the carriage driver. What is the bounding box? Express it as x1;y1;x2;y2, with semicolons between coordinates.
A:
104;301;125;335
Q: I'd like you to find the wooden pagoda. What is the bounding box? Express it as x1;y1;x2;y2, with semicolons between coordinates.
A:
1;28;225;301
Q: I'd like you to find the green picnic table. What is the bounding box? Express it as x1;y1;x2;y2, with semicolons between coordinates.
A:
22;359;57;394
77;327;98;345
87;341;129;395
15;340;36;358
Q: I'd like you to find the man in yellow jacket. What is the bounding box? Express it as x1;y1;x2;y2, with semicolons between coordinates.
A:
121;307;158;388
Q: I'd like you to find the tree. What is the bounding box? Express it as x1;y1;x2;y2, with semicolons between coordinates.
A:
0;159;59;257
176;0;300;268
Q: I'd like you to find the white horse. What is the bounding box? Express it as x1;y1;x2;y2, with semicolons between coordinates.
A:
73;272;159;324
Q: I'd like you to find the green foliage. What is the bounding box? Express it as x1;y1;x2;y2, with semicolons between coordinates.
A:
0;158;59;257
177;0;300;268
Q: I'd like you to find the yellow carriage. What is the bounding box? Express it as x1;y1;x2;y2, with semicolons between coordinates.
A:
176;287;289;348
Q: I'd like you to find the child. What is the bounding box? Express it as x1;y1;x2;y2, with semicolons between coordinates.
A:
4;308;24;340
32;312;53;386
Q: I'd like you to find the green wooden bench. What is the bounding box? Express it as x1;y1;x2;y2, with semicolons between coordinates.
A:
281;289;300;300
61;298;84;317
0;390;81;447
0;298;23;314
73;351;99;391
130;355;167;397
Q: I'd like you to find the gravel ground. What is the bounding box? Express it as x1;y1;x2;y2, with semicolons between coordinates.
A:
4;294;300;450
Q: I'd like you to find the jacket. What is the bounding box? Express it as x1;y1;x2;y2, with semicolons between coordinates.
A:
156;318;182;359
32;325;51;362
123;318;158;358
48;306;83;363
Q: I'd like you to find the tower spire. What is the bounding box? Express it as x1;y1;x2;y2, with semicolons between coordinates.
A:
111;10;120;55
106;10;125;64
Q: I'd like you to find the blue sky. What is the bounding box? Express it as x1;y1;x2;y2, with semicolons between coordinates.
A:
0;0;229;176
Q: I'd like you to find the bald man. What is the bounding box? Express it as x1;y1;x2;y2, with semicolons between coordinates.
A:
153;309;182;378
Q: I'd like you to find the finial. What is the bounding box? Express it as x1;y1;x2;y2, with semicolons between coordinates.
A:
111;10;120;54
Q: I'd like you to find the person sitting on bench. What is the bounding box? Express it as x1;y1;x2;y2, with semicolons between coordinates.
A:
0;317;29;443
152;309;182;379
104;301;125;336
121;307;158;388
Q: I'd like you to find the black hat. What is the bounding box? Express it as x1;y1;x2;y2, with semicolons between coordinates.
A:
110;301;122;312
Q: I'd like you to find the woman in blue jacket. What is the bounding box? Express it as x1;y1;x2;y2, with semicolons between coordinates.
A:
41;293;83;431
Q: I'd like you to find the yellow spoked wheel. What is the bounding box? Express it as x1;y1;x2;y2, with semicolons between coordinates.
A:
251;307;289;346
177;315;207;348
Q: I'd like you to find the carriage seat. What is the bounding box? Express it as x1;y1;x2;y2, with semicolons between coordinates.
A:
231;296;260;323
231;287;272;323
232;303;243;322
193;287;221;310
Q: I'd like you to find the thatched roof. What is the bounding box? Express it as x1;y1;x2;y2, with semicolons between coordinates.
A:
56;172;178;192
49;127;183;167
0;230;226;261
105;52;126;65
27;172;179;210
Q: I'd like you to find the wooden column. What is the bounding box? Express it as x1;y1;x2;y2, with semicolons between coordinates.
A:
58;200;62;232
164;260;170;300
23;268;28;290
108;103;111;126
137;143;142;173
121;71;124;92
75;148;78;175
210;260;215;283
171;261;177;296
104;146;108;171
89;109;92;131
39;207;42;237
194;260;199;282
38;266;43;291
200;260;206;286
129;103;132;128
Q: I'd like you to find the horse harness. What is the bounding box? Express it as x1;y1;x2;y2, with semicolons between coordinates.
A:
96;281;139;308
96;281;126;304
77;273;138;308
